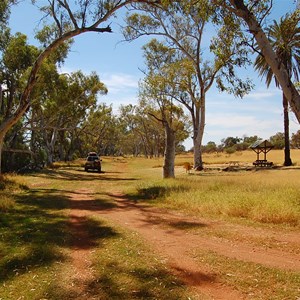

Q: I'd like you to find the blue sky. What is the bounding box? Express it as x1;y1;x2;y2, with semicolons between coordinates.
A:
9;1;299;149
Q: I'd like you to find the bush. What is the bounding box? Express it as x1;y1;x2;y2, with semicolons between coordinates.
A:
224;146;236;154
2;151;31;173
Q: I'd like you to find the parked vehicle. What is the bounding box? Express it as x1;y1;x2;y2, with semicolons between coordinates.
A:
84;152;101;172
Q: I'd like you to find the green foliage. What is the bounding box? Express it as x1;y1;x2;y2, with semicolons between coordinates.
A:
202;141;217;153
291;130;300;148
2;33;39;73
270;132;285;149
80;103;119;156
124;13;160;40
120;103;166;157
0;0;17;24
201;135;262;153
221;136;241;148
29;69;108;164
255;10;300;87
0;33;40;122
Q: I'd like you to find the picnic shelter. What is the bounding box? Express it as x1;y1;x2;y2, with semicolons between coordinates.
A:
249;139;274;167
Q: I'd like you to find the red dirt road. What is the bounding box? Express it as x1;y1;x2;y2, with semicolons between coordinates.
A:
66;188;300;300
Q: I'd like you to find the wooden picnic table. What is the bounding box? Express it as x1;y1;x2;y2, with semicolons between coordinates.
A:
253;159;273;167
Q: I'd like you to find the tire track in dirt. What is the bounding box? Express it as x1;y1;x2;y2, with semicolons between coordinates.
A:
67;188;300;300
77;190;243;299
66;188;97;299
103;193;300;272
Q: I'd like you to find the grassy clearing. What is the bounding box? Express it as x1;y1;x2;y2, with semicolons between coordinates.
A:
0;174;29;212
133;171;300;227
176;149;300;166
193;250;300;300
121;152;300;228
1;153;299;298
0;167;198;299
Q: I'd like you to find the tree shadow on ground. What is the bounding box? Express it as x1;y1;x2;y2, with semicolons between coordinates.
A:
86;264;187;300
0;190;118;285
27;168;138;182
128;184;191;202
22;188;118;211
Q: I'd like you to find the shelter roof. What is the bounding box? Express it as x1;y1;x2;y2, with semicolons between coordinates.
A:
249;139;273;149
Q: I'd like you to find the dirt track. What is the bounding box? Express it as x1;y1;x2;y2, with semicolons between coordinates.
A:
66;185;300;299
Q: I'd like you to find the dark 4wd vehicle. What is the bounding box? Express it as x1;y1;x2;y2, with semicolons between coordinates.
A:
84;152;101;172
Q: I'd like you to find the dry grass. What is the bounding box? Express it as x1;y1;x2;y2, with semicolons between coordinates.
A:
194;250;300;300
175;149;300;166
1;155;299;299
0;174;28;212
129;152;300;227
0;195;15;211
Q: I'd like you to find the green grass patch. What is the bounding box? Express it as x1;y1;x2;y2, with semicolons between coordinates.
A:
194;250;300;300
0;187;70;299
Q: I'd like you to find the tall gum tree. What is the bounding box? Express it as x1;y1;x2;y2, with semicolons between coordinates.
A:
214;0;300;123
124;0;252;170
139;39;190;178
29;70;107;165
254;11;300;166
0;0;159;173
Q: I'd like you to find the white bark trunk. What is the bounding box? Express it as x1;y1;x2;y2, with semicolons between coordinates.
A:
230;0;300;123
192;100;205;171
163;125;175;178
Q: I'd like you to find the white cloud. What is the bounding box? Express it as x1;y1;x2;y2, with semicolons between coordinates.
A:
101;73;139;94
244;89;280;100
202;110;299;145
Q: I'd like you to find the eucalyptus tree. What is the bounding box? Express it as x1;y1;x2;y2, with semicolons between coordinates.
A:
255;12;300;166
124;0;252;170
118;104;146;156
139;39;190;178
119;103;165;157
0;0;159;173
212;0;300;123
0;33;42;171
79;103;120;156
30;70;107;165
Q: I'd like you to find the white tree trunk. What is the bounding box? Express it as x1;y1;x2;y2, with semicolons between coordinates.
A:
163;124;175;178
230;0;300;123
193;134;203;171
192;100;205;171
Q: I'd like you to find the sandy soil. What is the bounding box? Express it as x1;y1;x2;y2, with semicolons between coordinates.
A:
65;187;300;300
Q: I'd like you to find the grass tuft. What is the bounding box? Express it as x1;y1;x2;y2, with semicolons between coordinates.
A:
136;180;190;200
0;195;15;211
